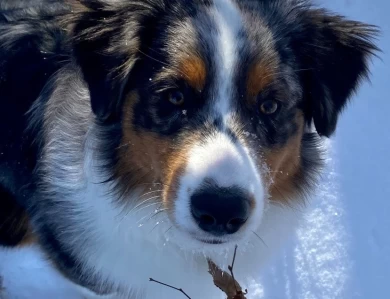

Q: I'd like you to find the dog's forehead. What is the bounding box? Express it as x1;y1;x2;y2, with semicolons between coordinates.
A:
157;0;300;110
160;0;279;82
163;0;272;59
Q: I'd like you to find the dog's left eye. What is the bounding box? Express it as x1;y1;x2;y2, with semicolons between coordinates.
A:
167;90;185;106
259;99;279;115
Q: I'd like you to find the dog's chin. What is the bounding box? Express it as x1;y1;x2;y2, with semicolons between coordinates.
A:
171;226;249;253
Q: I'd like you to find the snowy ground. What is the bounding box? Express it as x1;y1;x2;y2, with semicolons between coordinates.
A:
257;1;390;298
1;0;389;298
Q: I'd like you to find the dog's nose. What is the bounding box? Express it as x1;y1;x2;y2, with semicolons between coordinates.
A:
190;185;251;235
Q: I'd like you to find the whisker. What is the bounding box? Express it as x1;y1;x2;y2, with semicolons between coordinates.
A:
136;206;164;224
149;209;168;221
137;49;187;78
120;181;174;190
149;216;168;233
252;231;268;248
269;185;304;212
164;225;173;235
130;195;161;213
259;67;314;83
133;201;161;214
272;185;290;203
139;189;164;199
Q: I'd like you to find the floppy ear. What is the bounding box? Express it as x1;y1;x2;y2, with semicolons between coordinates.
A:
71;1;159;121
296;9;379;137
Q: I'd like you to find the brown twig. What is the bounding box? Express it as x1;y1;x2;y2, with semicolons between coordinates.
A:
149;245;248;299
149;278;192;299
228;245;239;293
207;245;248;299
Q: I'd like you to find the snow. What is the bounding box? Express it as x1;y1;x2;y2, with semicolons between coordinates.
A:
253;144;352;299
254;1;390;298
0;246;81;299
1;0;389;298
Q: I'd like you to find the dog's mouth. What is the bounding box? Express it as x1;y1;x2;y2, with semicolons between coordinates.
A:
189;233;232;245
195;238;226;245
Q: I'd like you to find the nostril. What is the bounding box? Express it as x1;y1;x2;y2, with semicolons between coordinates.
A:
199;214;216;226
191;208;217;232
226;217;247;234
191;207;216;224
228;217;247;226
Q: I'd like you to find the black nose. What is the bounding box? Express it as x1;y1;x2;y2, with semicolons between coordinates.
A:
190;186;251;236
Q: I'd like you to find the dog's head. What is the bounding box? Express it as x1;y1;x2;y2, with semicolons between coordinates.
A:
71;0;377;249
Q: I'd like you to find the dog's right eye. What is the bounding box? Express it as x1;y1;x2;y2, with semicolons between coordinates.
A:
167;90;185;106
259;99;279;115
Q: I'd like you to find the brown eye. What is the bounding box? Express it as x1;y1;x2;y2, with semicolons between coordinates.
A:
168;90;185;106
260;100;279;115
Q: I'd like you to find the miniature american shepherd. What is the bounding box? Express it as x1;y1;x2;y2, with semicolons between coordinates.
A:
0;0;378;298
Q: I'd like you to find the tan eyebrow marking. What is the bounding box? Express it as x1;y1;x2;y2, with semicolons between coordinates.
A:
178;56;207;91
247;58;278;100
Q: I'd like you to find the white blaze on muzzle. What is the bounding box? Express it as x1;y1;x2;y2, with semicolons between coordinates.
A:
174;131;265;238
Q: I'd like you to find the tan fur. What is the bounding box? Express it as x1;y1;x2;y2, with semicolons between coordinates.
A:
117;92;200;218
17;226;37;247
263;112;305;202
247;58;278;99
178;56;207;91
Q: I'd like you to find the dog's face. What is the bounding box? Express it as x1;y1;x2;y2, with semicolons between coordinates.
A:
72;0;377;249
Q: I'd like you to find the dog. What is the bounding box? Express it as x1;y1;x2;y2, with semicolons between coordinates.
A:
0;0;378;298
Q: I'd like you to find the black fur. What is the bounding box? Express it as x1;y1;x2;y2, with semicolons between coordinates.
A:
0;185;29;246
0;1;70;244
270;5;379;137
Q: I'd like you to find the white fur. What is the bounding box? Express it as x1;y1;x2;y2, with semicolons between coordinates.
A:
50;130;301;299
212;0;243;119
0;202;301;299
174;132;265;245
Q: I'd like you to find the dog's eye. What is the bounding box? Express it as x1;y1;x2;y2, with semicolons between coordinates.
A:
168;90;185;106
259;99;279;115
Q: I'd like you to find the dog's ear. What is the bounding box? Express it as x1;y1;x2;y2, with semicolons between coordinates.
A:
71;1;160;121
295;9;379;137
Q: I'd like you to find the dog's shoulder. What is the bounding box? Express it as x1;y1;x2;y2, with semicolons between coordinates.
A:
0;0;71;221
